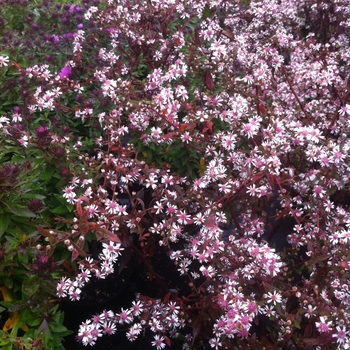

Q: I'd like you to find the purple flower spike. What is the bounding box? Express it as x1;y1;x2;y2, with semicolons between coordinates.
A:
59;66;72;79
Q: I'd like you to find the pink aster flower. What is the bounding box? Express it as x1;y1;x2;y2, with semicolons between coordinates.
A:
101;241;124;258
266;291;282;305
151;334;166;350
333;325;349;346
0;55;9;67
315;316;332;333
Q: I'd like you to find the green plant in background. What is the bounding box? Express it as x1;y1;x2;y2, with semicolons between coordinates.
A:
0;0;100;347
0;139;72;349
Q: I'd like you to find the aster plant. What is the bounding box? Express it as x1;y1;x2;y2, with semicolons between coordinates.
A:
1;0;350;349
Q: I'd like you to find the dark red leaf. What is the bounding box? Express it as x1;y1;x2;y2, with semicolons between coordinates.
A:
11;61;21;70
163;292;171;303
164;336;171;347
221;30;235;40
250;332;256;343
317;331;333;346
194;26;201;46
266;173;277;190
283;329;294;342
76;199;83;218
204;71;213;90
303;338;318;347
139;295;154;305
95;227;122;244
303;323;314;338
71;240;88;261
192;313;203;342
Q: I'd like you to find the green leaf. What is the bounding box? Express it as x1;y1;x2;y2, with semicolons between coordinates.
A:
49;304;59;315
54;194;70;206
22;279;39;297
147;142;157;151
0;337;11;347
4;203;36;218
40;165;56;181
181;154;190;166
51;206;70;214
8;301;26;313
17;308;35;325
9;217;35;230
38;319;51;347
49;323;69;333
0;214;10;237
2;276;13;289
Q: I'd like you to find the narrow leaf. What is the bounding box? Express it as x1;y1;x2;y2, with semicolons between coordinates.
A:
0;214;10;236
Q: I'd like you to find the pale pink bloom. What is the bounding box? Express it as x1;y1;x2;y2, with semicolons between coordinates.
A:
0;55;9;67
266;291;282;305
304;304;316;319
151;334;166;350
316;316;332;333
333;325;349;346
177;210;190;225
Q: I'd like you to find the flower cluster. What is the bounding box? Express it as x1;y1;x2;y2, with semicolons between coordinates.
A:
57;241;124;301
76;296;185;348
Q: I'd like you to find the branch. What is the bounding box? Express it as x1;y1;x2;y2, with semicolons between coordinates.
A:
281;66;310;124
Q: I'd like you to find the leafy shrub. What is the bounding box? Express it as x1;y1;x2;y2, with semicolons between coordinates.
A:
1;0;350;349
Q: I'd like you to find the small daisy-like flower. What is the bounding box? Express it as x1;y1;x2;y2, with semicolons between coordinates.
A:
101;241;124;259
87;204;99;218
261;305;276;317
127;323;142;341
77;268;91;284
0;116;10;128
199;265;216;278
333;325;349;345
0;55;9;67
78;320;94;346
99;310;114;321
246;184;258;196
180;131;192;143
105;200;118;214
102;321;117;335
117;204;128;216
68;286;82;301
209;337;222;350
154;201;164;214
131;300;144;316
117;308;133;325
56;277;69;297
304;304;316;319
266;291;282;305
218;182;232;194
145;173;158;189
151;334;166;350
177;210;191;225
315;316;332;333
193;212;205;225
63;186;76;199
19;135;29;148
170;250;183;261
167;302;180;315
313;185;326;198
